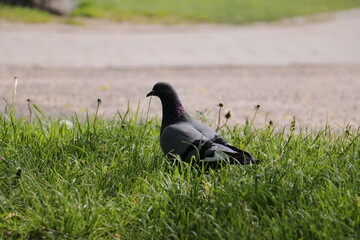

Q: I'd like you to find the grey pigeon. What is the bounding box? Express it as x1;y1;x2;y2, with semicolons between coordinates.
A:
146;82;259;166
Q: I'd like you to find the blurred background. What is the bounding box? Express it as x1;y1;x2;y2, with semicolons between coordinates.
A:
0;0;359;128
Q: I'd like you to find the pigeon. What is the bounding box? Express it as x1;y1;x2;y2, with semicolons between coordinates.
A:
146;82;259;166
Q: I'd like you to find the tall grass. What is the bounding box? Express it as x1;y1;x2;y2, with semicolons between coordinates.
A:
0;97;359;239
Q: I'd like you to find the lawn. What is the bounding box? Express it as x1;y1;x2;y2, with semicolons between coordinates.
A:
0;4;53;23
1;0;360;24
0;101;359;239
73;0;360;24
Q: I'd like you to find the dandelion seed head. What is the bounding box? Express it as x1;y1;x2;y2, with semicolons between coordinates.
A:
225;109;232;119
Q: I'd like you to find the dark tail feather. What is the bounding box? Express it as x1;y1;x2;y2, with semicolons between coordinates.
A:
225;145;260;165
225;151;260;164
201;150;259;169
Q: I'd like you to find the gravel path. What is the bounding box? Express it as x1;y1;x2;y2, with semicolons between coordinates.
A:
0;9;359;128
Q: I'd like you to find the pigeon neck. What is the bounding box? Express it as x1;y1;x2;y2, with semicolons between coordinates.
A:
160;98;188;133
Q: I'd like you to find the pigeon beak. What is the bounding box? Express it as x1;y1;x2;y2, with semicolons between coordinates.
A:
146;90;155;97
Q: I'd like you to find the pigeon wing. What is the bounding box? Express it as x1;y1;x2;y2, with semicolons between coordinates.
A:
160;121;218;162
188;118;259;164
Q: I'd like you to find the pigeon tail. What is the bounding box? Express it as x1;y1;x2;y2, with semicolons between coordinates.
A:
221;144;260;164
180;139;259;165
221;149;260;165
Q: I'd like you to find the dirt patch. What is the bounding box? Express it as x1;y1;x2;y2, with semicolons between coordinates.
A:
1;65;359;129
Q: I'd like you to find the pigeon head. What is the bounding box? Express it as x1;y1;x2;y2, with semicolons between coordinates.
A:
146;82;178;100
147;82;188;131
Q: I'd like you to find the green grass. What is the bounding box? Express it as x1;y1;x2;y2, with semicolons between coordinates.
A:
0;4;85;24
1;0;360;24
73;0;360;24
0;101;359;239
0;4;53;23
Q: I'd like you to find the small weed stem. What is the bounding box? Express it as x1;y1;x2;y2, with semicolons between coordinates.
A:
27;99;32;124
11;77;18;115
216;103;223;131
93;98;102;134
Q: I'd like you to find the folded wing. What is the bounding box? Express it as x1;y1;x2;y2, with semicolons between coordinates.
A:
160;120;259;165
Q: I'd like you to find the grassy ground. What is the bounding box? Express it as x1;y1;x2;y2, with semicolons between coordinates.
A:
73;0;360;24
0;4;53;23
1;0;360;24
0;100;359;239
